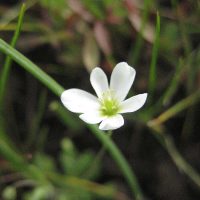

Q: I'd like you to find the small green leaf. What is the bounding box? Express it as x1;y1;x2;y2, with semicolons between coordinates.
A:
33;153;56;172
2;186;16;200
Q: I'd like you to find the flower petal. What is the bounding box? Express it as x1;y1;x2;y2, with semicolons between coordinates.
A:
79;112;105;124
90;67;109;98
119;93;147;113
110;62;136;102
99;114;124;130
61;89;100;113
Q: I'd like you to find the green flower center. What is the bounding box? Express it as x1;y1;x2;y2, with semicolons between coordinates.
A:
100;91;120;117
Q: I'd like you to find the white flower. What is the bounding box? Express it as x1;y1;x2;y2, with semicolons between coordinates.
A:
61;62;147;130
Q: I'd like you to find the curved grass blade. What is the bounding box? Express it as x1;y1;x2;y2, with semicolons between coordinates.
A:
0;4;26;145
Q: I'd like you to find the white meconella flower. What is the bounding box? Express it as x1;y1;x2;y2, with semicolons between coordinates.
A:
61;62;147;130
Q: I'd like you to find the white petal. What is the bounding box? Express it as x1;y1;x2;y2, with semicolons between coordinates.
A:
110;62;136;102
119;93;147;113
61;89;100;113
79;112;105;124
99;114;124;130
90;67;109;98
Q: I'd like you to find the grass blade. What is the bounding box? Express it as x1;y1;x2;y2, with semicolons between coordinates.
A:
148;12;160;100
0;38;64;96
0;4;26;145
0;4;26;106
148;89;200;127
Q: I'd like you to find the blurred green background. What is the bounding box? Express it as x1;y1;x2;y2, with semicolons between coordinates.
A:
0;0;200;199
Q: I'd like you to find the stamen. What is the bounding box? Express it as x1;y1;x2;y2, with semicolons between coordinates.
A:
100;90;120;116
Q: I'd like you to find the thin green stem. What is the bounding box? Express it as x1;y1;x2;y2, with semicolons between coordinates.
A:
148;90;200;127
0;0;37;27
0;38;64;96
148;12;160;101
0;4;26;146
88;125;144;200
85;131;113;177
0;4;26;106
92;130;113;162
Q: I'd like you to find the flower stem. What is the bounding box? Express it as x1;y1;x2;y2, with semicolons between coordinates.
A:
85;130;113;177
93;130;113;162
88;125;145;200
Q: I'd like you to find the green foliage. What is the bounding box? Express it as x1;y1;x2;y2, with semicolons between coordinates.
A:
39;0;68;17
148;12;160;100
0;1;200;199
2;186;17;200
33;153;56;172
40;0;67;9
23;185;54;200
82;0;105;20
60;138;100;179
161;22;180;52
